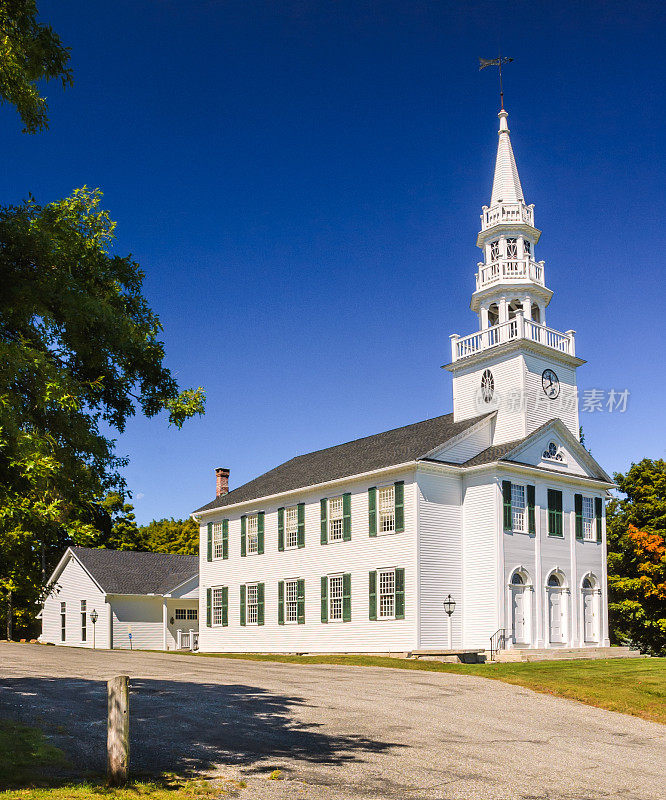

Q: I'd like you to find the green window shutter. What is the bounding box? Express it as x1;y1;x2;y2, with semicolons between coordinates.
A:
548;489;563;537
222;586;228;626
320;499;328;545
368;487;377;537
526;485;536;535
369;571;377;620
278;508;285;552
297;503;305;548
206;523;212;562
278;581;285;624
574;494;583;540
206;588;212;627
395;567;405;620
257;582;265;625
502;481;512;531
240;515;247;557
257;512;265;555
395;481;405;533
297;578;305;624
343;493;352;541
342;573;352;622
240;585;246;626
595;497;603;542
321;576;328;623
222;519;229;559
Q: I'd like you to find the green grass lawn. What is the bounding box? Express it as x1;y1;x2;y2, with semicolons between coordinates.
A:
183;651;666;725
0;720;218;800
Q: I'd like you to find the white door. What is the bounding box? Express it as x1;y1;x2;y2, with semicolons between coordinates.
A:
512;588;526;644
583;591;596;642
548;590;564;643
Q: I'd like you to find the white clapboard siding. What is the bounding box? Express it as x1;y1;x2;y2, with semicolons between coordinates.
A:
416;468;463;648
452;352;527;444
428;419;493;464
461;475;499;648
41;554;109;648
110;596;164;650
198;469;418;653
523;353;578;439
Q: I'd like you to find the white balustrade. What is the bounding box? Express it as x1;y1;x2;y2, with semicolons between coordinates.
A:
451;316;574;362
481;202;534;230
475;259;546;290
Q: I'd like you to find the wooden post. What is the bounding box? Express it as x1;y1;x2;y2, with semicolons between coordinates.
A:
107;675;129;786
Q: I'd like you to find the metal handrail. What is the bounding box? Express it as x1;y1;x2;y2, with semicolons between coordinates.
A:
489;628;506;660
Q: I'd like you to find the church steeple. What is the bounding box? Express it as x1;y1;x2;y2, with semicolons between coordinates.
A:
472;107;550;329
490;110;524;205
446;105;583;446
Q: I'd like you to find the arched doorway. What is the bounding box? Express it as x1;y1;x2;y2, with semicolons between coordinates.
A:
509;570;531;646
582;575;599;644
547;572;567;645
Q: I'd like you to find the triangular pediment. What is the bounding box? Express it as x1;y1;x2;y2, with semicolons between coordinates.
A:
424;413;496;464
501;419;612;483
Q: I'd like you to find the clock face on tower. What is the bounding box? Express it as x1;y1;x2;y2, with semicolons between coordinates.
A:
481;369;494;403
542;369;560;399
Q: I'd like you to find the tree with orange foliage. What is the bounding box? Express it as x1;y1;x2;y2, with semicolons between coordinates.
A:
607;459;666;655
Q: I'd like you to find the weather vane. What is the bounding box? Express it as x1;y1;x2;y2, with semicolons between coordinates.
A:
479;56;514;111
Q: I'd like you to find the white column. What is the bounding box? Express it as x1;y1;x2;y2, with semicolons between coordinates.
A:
522;296;531;319
162;599;168;651
449;334;459;362
480;306;489;330
499;296;509;323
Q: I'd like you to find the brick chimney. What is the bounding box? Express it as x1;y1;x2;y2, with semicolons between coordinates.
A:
215;467;230;498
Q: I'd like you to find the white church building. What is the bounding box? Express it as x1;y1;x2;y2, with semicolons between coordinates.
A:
193;106;613;655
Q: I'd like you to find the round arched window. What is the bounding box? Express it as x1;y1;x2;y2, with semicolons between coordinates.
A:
582;577;594;589
511;572;525;586
547;573;562;587
481;369;494;403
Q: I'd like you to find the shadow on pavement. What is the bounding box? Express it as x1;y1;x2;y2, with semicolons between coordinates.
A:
0;675;405;787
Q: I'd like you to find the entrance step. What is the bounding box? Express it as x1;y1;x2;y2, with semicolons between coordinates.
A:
494;646;644;663
407;649;485;664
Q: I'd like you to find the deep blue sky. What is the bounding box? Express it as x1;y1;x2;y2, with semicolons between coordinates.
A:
4;1;665;522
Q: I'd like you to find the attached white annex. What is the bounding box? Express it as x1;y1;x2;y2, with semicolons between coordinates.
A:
193;106;613;656
40;547;199;651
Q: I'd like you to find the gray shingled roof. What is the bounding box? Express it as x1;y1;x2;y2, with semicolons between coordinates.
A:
71;547;198;595
194;412;492;513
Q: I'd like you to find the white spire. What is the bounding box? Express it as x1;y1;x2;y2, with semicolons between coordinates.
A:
490;110;524;205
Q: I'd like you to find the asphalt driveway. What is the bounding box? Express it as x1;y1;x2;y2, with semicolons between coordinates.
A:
0;643;664;799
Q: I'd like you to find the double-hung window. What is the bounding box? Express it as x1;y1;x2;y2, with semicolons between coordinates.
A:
285;506;298;549
378;569;395;619
582;496;595;541
212;522;225;559
378;486;395;533
285;579;299;623
329;497;344;542
60;602;66;642
80;600;87;642
506;237;518;258
212;588;224;626
511;484;526;532
247;514;259;554
247;584;259;624
329;575;343;621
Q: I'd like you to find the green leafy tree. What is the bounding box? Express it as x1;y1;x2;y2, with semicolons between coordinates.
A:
0;189;205;637
607;458;666;655
137;517;199;555
0;0;73;133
